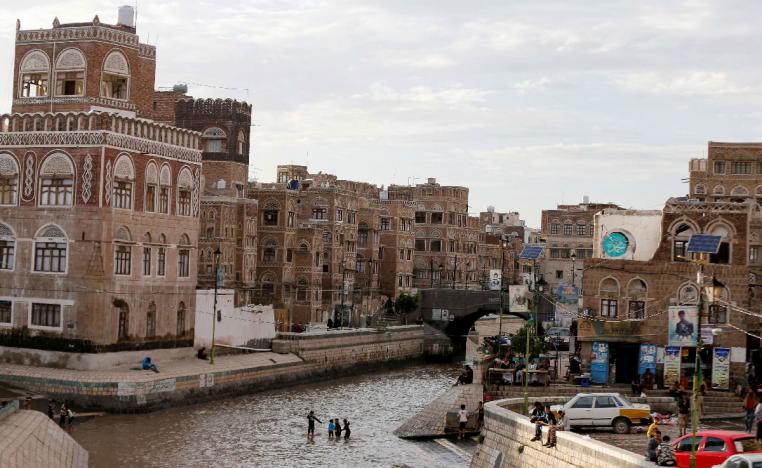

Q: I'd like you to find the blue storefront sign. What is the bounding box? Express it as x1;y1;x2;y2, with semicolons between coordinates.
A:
638;344;657;378
591;341;609;384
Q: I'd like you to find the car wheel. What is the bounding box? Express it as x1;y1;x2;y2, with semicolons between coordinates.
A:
612;417;631;434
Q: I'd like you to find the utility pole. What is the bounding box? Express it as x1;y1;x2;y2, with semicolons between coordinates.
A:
498;238;507;337
430;257;434;289
210;247;221;365
452;255;458;289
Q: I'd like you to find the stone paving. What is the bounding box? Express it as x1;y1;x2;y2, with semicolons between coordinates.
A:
0;352;303;384
394;383;483;438
0;408;88;468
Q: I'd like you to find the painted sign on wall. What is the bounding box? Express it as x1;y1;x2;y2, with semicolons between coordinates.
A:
590;341;609;384
663;346;681;386
638;344;657;378
712;347;730;390
489;269;502;291
508;285;529;313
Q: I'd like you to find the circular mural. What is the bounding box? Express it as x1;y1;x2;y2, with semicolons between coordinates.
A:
602;232;629;257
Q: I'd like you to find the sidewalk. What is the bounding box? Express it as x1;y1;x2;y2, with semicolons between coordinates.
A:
0;352;306;411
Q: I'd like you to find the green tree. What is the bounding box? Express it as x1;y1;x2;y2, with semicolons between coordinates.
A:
509;323;544;356
396;293;420;315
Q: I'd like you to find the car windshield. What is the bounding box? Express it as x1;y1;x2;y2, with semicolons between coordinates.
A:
734;437;762;453
616;395;632;406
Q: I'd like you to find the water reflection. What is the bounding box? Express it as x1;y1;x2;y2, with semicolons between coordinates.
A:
72;364;460;468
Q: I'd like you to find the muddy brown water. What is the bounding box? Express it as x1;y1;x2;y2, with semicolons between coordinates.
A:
71;364;466;468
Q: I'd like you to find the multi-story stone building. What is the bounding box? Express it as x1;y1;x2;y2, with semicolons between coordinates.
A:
0;10;202;346
579;141;762;384
387;178;479;289
155;92;258;306
540;198;621;293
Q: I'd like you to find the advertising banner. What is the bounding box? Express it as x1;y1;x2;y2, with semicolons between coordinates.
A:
508;285;529;313
590;341;609;384
557;284;580;303
663;346;681;387
712;347;730;390
668;306;698;347
638;344;657;378
488;269;502;291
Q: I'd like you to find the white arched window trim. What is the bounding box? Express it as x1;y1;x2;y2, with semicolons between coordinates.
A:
38;152;75;208
32;224;69;274
54;48;86;97
101;50;130;101
18;49;50;98
0;153;20;206
0;221;16;271
112;154;135;210
144;160;158;212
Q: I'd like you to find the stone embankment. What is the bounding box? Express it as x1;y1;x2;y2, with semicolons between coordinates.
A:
470;397;655;468
0;326;424;411
0;401;88;468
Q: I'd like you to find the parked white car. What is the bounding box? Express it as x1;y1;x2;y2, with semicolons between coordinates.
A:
711;454;762;468
550;393;651;434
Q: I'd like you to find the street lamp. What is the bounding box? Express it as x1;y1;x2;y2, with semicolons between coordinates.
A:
690;273;724;468
367;259;374;327
498;239;508;338
524;274;547;413
210;247;221;365
570;250;577;288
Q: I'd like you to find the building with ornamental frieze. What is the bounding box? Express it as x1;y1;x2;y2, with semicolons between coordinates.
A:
0;10;201;346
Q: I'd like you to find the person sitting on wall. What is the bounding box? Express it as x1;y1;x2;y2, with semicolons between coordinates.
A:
197;347;209;360
642;368;655;391
142;356;159;373
464;365;474;384
327;318;334;329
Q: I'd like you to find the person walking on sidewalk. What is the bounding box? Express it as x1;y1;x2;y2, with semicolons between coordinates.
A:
457;404;469;440
677;393;690;437
744;388;757;433
306;410;322;441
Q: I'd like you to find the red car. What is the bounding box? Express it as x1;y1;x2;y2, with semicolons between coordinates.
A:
672;431;762;468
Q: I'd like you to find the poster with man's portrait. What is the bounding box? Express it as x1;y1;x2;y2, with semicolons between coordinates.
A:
668;306;698;347
508;285;529;312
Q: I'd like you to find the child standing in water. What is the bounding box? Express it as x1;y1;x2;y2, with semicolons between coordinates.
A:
328;419;335;440
306;410;322;441
343;419;351;440
334;418;342;438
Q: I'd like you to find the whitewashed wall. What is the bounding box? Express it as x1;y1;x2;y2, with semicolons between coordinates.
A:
194;289;276;348
594;209;663;261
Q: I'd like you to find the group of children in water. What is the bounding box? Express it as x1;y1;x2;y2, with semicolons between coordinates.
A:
306;410;351;441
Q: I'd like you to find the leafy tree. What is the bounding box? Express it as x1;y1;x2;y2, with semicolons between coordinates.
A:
509;322;544;355
396;293;420;315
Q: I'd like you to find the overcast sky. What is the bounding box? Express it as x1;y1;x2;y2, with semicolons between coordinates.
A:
3;1;762;226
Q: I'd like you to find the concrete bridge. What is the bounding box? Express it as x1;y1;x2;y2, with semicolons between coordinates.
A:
418;288;531;338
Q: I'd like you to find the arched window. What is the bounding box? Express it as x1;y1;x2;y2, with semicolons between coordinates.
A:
563;221;573;236
0;222;15;270
263;240;277;263
261;274;275;299
672;222;695;261
177;302;186;336
627;279;647;319
296;278;308;301
713;185;725;196
298;242;310;253
237;129;246;155
112;154;135;210
19;50;50;97
54;48;85;96
114;226;132;276
0;154;20;206
599;277;619;318
100;50;130;100
178;234;191;278
709;224;732;264
159;164;171;214
144;161;158;212
263;201;279;226
694;184;705;195
39;153;75;207
34;225;68;273
146;301;156;338
116;301;129;340
176;167;193;216
202;127;226;153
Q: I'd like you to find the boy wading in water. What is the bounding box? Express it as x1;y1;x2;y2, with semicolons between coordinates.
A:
307;410;322;441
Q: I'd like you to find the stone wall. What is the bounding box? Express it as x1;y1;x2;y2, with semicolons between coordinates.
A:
0;326;425;411
0;345;195;370
470;397;655;468
272;326;424;370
